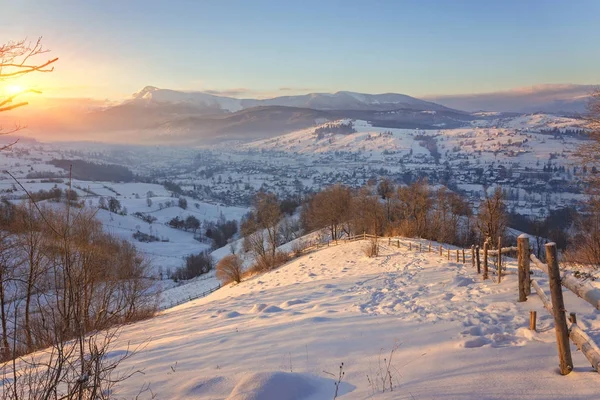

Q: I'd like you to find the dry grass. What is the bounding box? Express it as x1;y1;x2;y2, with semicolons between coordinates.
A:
363;239;379;257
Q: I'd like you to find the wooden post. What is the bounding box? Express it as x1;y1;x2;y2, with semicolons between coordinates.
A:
462;249;466;264
388;238;391;245
456;249;459;262
546;242;573;375
483;240;489;280
363;232;366;241
471;245;475;269
517;234;530;302
439;245;443;256
429;243;431;252
475;245;481;274
397;240;400;248
419;243;422;252
530;311;537;331
409;243;412;251
447;248;450;261
497;236;503;284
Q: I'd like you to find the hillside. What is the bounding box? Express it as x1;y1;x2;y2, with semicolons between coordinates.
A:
240;115;587;168
72;238;599;399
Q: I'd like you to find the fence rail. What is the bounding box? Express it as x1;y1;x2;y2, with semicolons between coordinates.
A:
339;233;600;377
523;239;600;376
160;284;221;311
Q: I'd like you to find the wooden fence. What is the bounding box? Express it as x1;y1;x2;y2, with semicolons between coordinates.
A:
342;233;600;376
523;237;600;375
160;284;221;311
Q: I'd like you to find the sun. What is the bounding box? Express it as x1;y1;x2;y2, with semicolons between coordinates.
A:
4;84;25;96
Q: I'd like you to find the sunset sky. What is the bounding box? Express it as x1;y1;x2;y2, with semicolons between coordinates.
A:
1;0;599;102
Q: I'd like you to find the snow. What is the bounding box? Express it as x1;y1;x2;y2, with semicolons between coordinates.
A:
226;371;354;400
130;86;245;112
60;238;600;399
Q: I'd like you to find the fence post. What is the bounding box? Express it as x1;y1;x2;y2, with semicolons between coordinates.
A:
546;242;573;375
456;249;459;262
475;245;481;274
497;236;503;284
419;243;422;252
388;238;391;245
409;243;412;251
462;249;466;264
471;245;475;269
429;243;431;252
530;310;537;331
439;245;443;256
517;234;530;302
447;248;450;261
363;231;366;241
483;240;489;280
397;240;400;248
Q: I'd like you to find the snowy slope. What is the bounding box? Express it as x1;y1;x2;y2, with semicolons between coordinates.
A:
239;116;587;167
67;239;600;399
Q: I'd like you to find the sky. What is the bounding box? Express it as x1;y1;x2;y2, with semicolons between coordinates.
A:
1;0;599;101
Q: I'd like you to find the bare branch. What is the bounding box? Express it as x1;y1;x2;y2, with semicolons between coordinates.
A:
0;57;58;78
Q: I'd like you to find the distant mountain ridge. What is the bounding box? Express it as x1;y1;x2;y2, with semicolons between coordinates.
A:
128;86;458;113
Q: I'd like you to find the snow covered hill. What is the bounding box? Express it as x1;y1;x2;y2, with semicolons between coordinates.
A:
239;115;587;168
81;239;600;399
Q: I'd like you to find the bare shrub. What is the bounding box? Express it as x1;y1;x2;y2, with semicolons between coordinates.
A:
364;239;379;258
216;254;243;284
250;250;291;274
367;341;402;395
291;239;308;257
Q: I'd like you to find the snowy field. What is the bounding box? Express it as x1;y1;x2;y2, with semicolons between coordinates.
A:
80;239;600;399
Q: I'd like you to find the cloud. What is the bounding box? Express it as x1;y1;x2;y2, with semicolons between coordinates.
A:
203;88;250;97
278;87;317;92
425;83;598;113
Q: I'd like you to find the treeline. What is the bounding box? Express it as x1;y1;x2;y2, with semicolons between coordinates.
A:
314;122;356;139
0;201;156;361
300;179;493;247
49;159;135;182
539;127;586;137
167;214;238;250
26;186;79;203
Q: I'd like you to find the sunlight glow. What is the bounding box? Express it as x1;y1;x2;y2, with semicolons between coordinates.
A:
4;84;25;96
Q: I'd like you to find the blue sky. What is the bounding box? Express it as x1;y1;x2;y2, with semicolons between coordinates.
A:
1;0;599;100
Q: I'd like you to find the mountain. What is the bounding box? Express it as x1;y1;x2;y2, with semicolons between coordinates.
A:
130;86;245;113
128;86;457;113
247;91;454;112
426;84;596;114
64;87;469;144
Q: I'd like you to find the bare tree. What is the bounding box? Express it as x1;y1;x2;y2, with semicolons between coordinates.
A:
395;179;431;238
0;193;156;398
351;187;386;237
577;89;600;191
477;186;507;245
569;89;600;267
303;184;351;241
0;38;58;147
243;192;282;271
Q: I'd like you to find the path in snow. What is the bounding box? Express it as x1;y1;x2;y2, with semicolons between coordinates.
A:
91;240;600;399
